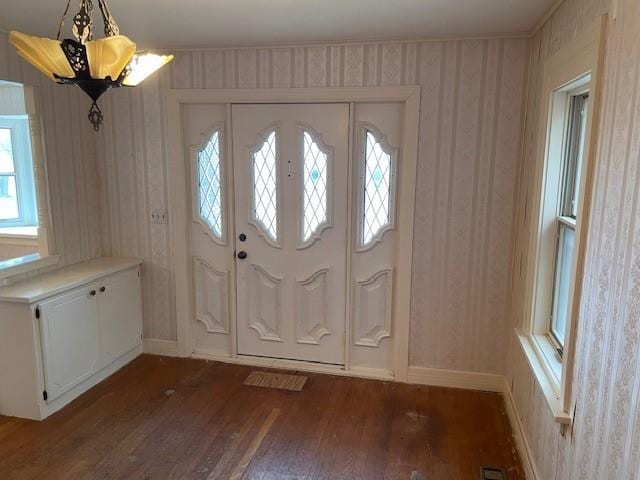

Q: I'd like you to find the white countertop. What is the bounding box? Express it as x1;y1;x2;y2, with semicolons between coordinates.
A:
0;257;142;304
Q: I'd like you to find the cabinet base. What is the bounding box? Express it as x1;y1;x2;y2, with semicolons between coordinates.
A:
5;344;143;421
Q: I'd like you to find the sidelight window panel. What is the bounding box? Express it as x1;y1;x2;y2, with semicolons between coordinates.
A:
197;130;223;238
362;130;392;247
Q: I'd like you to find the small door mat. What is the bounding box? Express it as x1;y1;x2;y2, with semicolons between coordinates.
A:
243;371;307;391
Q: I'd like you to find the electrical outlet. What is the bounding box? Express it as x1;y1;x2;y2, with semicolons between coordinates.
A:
151;209;168;224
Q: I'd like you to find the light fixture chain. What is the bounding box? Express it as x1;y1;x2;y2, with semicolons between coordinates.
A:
56;0;74;40
97;0;120;37
72;0;94;43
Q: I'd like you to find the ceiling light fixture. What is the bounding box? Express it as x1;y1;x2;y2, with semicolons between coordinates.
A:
9;0;173;131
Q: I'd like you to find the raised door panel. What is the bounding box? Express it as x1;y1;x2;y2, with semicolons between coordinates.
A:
248;264;283;342
39;286;100;402
194;257;229;334
97;268;142;367
296;268;331;345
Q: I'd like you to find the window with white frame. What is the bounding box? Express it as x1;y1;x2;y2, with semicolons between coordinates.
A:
548;90;589;354
528;75;593;393
518;16;605;428
520;31;610;435
0;116;37;228
549;89;589;357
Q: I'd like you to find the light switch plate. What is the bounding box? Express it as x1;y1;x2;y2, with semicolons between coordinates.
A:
150;209;168;224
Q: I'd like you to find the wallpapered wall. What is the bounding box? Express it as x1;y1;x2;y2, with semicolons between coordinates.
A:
507;0;640;478
97;37;528;371
0;33;101;268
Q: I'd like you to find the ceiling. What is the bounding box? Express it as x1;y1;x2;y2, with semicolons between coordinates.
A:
0;0;554;49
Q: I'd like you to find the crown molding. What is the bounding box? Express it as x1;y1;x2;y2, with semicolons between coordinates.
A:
531;0;568;34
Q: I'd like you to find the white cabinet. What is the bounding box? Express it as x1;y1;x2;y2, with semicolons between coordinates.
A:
0;257;143;420
39;286;101;402
96;268;143;368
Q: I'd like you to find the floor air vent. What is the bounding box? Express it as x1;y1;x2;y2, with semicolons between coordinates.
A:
481;467;506;480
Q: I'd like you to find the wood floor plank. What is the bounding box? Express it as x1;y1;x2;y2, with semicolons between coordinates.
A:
0;355;524;480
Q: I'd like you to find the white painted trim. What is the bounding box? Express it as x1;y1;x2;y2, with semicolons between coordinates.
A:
0;85;57;277
191;350;395;381
0;254;60;285
143;338;180;357
166;87;421;106
0;234;38;245
531;0;567;33
167;86;420;382
502;377;541;480
407;366;505;392
517;332;571;424
521;16;606;424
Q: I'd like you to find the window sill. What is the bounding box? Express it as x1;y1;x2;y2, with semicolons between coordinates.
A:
517;330;572;424
0;253;60;284
0;226;38;239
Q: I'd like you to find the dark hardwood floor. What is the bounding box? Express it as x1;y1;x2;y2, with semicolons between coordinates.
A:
0;355;524;479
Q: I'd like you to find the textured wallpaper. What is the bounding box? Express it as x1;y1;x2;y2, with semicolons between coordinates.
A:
0;33;101;268
507;0;640;478
96;37;529;372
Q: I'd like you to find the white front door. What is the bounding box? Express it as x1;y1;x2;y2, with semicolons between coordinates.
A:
232;104;349;364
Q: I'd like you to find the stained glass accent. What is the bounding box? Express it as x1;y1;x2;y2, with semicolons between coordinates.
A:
302;131;328;242
362;130;392;246
253;130;278;241
197;131;222;238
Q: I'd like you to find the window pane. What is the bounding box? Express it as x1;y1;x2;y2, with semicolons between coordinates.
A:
0;175;19;220
0;128;15;174
572;96;589;217
302;131;328;242
253;130;278;241
362;130;392;246
550;224;575;348
561;93;589;219
197;131;222;238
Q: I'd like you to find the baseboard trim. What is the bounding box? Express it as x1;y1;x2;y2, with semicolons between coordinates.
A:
143;338;180;356
407;366;504;392
190;350;395;381
502;377;540;480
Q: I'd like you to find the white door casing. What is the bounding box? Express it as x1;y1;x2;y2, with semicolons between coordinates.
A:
232;104;349;365
168;87;420;381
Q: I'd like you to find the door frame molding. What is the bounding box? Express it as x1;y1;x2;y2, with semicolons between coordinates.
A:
166;86;421;382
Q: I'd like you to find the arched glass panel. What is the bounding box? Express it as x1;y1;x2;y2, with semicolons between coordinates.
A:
253;130;278;241
197;130;222;238
302;130;328;242
362;130;392;246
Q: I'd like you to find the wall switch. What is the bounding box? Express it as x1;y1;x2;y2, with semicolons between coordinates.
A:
151;209;168;224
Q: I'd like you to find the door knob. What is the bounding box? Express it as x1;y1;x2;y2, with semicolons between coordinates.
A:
237;251;248;259
90;290;97;296
239;233;247;242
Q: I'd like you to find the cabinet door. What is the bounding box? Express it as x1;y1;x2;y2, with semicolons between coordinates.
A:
96;268;142;367
39;286;101;402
